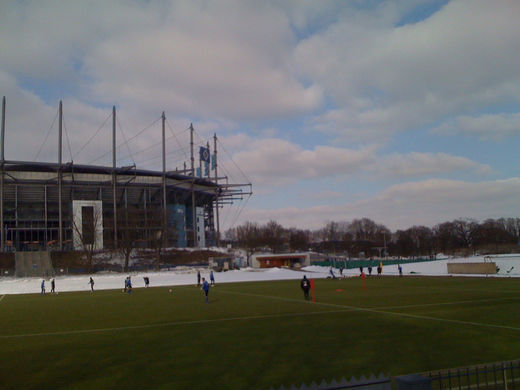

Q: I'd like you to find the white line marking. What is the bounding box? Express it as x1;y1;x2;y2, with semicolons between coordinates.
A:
217;289;520;311
2;290;520;339
0;309;351;339
218;290;520;332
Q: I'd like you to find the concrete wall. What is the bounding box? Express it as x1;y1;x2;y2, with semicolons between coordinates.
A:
447;262;497;274
15;251;54;277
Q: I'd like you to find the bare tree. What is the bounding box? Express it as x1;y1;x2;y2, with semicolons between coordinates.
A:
288;228;310;252
118;206;142;272
261;220;286;252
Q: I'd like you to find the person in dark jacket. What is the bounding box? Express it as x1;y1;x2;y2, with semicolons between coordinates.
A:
89;277;94;292
51;278;55;293
301;275;311;300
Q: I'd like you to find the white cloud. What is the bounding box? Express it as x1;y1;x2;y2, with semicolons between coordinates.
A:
81;2;323;120
302;190;343;201
433;113;520;140
226;137;375;185
230;177;520;231
2;0;519;235
0;1;323;121
295;0;520;141
0;0;151;83
372;152;492;178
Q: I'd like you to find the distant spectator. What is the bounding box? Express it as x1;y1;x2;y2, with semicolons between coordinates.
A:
89;277;94;292
329;267;336;279
398;264;403;277
41;279;45;295
368;266;372;276
210;270;215;286
301;275;311;300
377;265;382;276
144;276;150;287
197;270;201;287
51;278;55;293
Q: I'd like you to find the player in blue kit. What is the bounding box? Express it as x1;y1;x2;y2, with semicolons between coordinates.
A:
201;277;210;303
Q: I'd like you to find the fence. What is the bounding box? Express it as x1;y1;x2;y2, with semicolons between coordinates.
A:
426;360;520;390
312;258;437;270
269;373;392;390
269;360;520;390
52;262;210;275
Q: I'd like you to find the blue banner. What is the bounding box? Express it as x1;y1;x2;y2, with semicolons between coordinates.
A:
199;147;210;163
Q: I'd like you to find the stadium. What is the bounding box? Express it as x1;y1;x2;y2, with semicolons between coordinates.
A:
0;98;251;254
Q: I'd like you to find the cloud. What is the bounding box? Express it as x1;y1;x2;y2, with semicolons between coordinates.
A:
230;177;520;231
81;2;323;120
225;137;376;185
217;135;492;186
0;1;323;121
433;113;520;140
371;152;492;178
302;190;343;201
294;0;520;142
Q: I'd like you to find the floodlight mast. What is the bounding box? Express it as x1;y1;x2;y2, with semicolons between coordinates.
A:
58;101;63;250
190;123;197;247
162;111;167;248
214;133;220;246
112;106;117;249
1;96;5;251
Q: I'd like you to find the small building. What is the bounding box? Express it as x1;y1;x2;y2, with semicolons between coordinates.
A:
209;256;239;271
250;252;311;269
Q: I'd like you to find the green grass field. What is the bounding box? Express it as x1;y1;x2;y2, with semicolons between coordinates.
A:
1;276;520;389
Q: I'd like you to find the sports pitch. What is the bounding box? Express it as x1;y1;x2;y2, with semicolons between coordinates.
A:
1;276;520;389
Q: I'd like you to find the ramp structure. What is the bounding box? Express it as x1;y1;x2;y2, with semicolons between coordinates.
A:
15;251;54;277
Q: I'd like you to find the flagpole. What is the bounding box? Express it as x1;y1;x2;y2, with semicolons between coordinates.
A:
213;133;220;247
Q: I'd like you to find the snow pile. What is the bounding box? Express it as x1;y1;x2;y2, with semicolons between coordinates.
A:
2;255;520;295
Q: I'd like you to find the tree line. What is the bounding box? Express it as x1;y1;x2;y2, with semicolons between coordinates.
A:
224;217;520;258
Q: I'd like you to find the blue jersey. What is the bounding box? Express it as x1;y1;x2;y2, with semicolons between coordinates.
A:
202;280;210;292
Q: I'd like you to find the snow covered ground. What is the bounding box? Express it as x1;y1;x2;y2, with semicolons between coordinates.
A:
1;254;520;295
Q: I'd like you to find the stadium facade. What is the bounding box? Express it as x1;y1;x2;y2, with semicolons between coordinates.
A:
0;98;251;252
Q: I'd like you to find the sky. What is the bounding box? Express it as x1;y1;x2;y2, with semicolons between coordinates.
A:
1;0;519;233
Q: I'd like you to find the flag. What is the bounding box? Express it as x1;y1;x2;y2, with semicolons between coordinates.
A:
199;147;210;163
196;167;201;177
204;161;209;177
211;154;216;170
